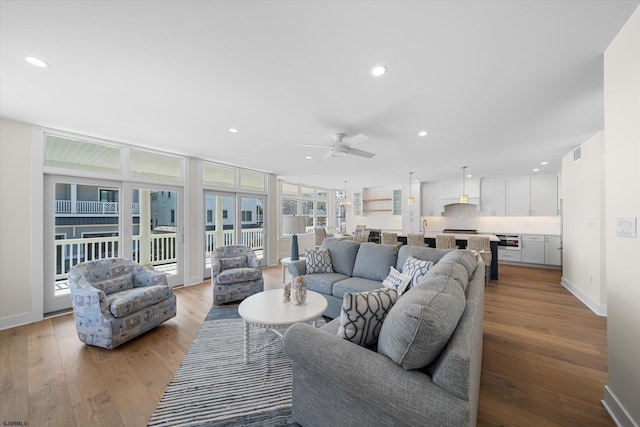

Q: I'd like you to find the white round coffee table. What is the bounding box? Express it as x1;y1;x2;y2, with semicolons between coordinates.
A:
238;289;328;363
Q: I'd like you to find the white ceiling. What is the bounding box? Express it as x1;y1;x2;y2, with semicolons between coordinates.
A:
1;0;638;190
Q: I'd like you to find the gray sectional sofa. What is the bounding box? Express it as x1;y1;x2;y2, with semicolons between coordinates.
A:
283;237;485;426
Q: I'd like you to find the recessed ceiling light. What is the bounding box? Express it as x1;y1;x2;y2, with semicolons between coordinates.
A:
541;161;548;165
418;130;428;137
305;156;312;160
467;174;472;178
371;65;387;77
25;56;48;68
228;128;238;133
533;168;540;172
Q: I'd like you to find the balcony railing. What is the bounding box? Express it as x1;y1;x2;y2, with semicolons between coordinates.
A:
55;200;140;215
55;228;264;283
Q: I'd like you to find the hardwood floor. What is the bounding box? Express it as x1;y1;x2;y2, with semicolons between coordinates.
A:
0;264;611;426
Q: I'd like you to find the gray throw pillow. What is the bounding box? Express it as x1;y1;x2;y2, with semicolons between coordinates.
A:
338;287;398;347
377;276;466;369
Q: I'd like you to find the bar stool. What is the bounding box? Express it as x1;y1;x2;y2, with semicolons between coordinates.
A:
467;235;492;284
435;234;458;249
407;233;428;247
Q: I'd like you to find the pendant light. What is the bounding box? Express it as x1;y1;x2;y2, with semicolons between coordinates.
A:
460;166;469;203
407;172;414;205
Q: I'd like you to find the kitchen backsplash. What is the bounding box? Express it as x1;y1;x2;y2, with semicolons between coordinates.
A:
422;215;562;235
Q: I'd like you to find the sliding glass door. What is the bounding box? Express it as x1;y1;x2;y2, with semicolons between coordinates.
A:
125;183;184;287
203;192;266;277
44;175;122;314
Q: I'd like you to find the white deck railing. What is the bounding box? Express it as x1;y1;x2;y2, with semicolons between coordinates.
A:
55;228;264;282
55;200;140;215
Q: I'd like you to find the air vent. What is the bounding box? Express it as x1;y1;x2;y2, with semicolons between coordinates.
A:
573;146;582;162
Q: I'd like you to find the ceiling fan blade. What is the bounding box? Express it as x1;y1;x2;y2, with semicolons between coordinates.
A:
297;144;331;148
343;133;369;146
346;147;375;158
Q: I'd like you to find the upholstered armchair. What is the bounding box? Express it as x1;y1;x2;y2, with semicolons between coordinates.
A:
211;245;264;304
68;258;177;349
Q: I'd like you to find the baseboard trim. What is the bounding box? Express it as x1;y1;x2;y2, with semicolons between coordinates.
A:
0;311;38;331
602;386;639;427
561;277;607;317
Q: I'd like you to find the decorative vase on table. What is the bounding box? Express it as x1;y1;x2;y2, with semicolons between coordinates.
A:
292;276;307;305
283;282;291;303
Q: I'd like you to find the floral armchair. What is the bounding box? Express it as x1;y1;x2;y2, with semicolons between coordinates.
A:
68;258;177;349
211;245;264;304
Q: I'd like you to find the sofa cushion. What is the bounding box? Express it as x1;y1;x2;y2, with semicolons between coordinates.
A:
321;238;361;276
438;250;477;278
332;277;386;300
377;275;466;369
382;266;412;295
401;256;434;288
219;255;248;270
352;243;399;282
304;248;334;273
215;268;262;285
423;261;469;292
304;272;349;295
338;287;398;347
108;284;172;318
93;273;133;295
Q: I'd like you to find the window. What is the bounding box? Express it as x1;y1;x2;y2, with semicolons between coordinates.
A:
171;209;175;223
130;149;182;181
223;210;228;219
240;170;266;192
241;210;252;222
45;135;121;174
100;189;119;203
207;210;213;222
202;164;235;188
280;182;337;236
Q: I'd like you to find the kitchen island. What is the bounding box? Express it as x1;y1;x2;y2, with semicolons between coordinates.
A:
398;232;499;280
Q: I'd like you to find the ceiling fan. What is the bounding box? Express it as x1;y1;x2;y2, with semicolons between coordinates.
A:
298;133;375;159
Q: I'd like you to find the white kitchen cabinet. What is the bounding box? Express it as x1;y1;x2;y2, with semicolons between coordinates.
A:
545;235;562;266
506;177;531;216
353;192;362;216
531;176;558;216
498;249;522;262
480;178;506;216
505;176;558;216
522;235;545;264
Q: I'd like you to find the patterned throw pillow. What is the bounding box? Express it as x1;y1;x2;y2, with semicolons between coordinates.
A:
338;287;398;347
402;256;434;288
382;266;413;295
305;249;334;274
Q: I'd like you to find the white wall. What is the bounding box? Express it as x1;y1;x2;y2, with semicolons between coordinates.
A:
561;131;606;315
602;5;640;426
0;119;36;327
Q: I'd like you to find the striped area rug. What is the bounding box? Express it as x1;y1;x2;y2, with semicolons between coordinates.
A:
148;305;308;426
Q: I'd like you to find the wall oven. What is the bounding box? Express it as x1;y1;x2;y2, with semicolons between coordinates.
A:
496;234;522;251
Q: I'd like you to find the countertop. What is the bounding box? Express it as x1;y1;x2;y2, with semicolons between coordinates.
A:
421;231;500;241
